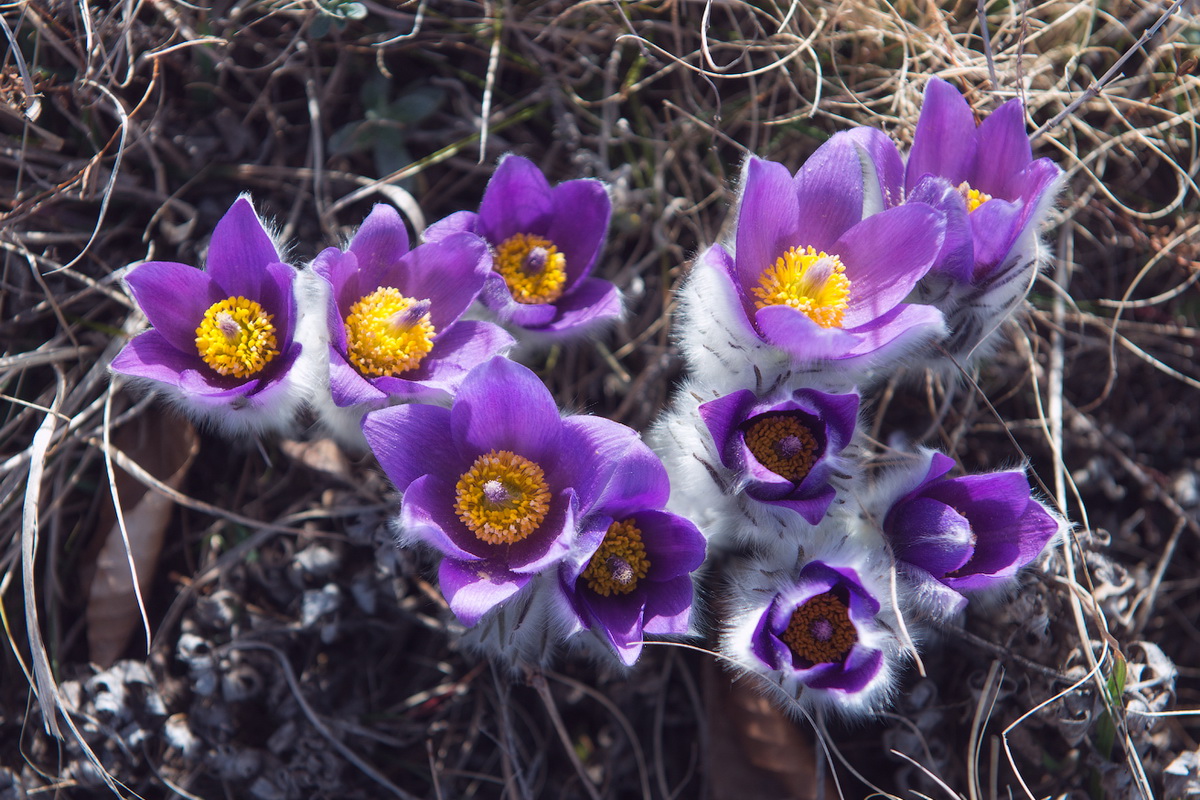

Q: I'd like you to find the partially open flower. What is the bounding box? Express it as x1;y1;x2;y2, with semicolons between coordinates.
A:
311;204;513;417
110;197;307;435
425;154;620;340
677;139;946;392
361;356;660;634
559;445;706;665
905;77;1063;279
878;450;1062;618
723;548;901;720
698;387;859;525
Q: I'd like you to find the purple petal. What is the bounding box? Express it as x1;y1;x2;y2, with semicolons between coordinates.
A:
906;77;979;192
583;590;646;666
559;416;668;517
889;496;975;575
755;305;860;361
477;155;553;244
361;403;456;491
735;158;802;293
399;475;488;561
110;329;202;384
834;203;945;327
635;511;706;579
477;273;559;327
534;278;622;336
640;575;695;635
348;204;411;290
837;302;945;360
807;645;882;692
394;234;491;331
124;262;222;352
764;489;837;526
793;134;867;249
908;176;974;282
439;558;530;627
314;248;363;322
546;179;610;288
969;199;1023;269
329;351;389;407
450;357;562;463
698;389;757;471
260;261;297;344
843;127;905;211
423;210;479;243
971;98;1032;199
923;471;1032;530
204;197;281;298
505;488;577;573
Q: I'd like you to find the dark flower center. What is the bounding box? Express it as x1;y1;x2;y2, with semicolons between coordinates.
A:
780;590;857;666
742;412;822;482
583;519;650;596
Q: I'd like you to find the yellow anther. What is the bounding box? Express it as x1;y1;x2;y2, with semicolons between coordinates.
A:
344;287;436;377
494;233;568;304
583;519;650;596
752;246;852;328
194;296;279;378
454;450;551;545
957;181;993;213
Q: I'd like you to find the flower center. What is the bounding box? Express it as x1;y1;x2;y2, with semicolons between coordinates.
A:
494;233;568;304
454;450;551;545
752;246;851;328
780;590;857;666
344;287;437;377
741;412;821;482
956;181;992;213
583;519;650;596
194;296;279;378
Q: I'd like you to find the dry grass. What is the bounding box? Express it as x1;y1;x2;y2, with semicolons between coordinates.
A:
2;0;1199;797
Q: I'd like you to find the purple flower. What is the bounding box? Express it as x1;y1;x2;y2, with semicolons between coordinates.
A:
882;450;1061;617
559;449;706;665
749;560;887;696
110;197;306;434
361;356;662;627
425;154;620;339
698;387;858;524
312;204;513;408
905;77;1063;279
699;139;946;368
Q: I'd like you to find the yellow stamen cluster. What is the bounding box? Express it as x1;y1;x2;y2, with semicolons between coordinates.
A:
344;287;436;377
454;450;551;545
742;413;819;482
781;591;857;666
752;246;852;328
194;296;279;378
957;181;993;213
494;233;568;304
583;519;651;597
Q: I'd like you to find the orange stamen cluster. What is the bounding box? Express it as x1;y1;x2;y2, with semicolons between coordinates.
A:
454;450;551;545
742;413;820;482
583;519;650;596
780;591;857;666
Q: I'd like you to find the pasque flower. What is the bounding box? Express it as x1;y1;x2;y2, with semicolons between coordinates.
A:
677;135;946;392
361;356;666;631
905;77;1063;279
698;387;859;525
559;454;706;665
311;203;513;410
424;154;621;339
110;197;307;435
878;450;1062;618
723;545;902;719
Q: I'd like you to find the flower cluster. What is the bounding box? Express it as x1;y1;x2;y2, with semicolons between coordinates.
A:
656;77;1065;718
109;77;1068;707
109;157;698;667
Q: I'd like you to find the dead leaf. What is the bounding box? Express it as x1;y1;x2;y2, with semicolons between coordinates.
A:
85;410;198;667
